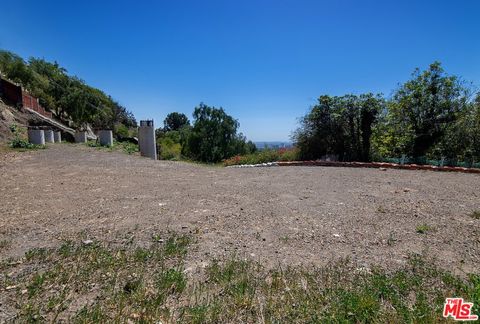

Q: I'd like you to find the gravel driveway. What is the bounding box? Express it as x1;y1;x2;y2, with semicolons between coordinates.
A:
1;144;479;273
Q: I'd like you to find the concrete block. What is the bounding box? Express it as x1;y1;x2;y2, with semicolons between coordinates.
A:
99;130;113;147
138;120;157;160
54;131;61;143
44;130;54;143
28;129;45;145
75;131;87;143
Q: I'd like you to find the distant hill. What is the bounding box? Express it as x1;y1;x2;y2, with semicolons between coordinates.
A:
254;141;293;150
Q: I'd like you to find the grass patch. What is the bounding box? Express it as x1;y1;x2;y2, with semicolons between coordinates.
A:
85;140;139;154
9;138;45;150
470;210;480;220
119;141;139;155
416;224;432;234
1;234;479;323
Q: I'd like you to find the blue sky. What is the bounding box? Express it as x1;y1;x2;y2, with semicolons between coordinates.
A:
1;0;479;141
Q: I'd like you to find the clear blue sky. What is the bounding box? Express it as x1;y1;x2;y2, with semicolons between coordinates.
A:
1;0;479;141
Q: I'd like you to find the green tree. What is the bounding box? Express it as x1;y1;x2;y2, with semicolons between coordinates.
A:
0;51;33;87
293;94;383;161
164;112;190;131
0;49;137;134
387;62;469;159
432;93;480;164
185;103;248;162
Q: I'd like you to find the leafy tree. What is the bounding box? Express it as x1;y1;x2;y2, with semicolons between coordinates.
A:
0;49;137;134
0;51;33;87
185;103;251;162
293;94;383;161
164;112;190;131
432;93;480;163
387;62;469;159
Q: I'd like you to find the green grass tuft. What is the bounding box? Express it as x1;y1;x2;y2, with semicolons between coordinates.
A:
470;210;480;220
416;224;431;234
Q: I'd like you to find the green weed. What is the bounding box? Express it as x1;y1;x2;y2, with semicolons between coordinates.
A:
470;210;480;220
416;224;432;234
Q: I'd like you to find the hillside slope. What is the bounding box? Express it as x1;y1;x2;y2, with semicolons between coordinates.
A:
0;100;42;142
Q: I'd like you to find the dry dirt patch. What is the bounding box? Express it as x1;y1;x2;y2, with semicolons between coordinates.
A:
0;144;479;274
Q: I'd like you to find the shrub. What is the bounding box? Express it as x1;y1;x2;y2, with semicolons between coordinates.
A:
223;148;299;166
121;142;139;155
8;123;44;150
114;123;130;139
159;137;182;160
9;138;38;149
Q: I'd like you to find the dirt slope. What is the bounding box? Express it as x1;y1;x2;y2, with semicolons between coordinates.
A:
0;100;42;142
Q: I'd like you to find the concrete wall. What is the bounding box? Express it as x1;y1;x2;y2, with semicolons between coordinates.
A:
138;120;157;160
75;131;87;143
44;130;54;143
54;131;61;143
28;129;45;145
99;130;113;147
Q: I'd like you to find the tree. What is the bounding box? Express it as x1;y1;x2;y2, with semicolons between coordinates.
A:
185;103;248;162
164;112;190;131
0;49;137;134
293;94;383;161
387;62;469;159
0;51;33;87
432;93;480;164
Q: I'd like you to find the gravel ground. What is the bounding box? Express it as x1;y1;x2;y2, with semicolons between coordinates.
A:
1;144;479;274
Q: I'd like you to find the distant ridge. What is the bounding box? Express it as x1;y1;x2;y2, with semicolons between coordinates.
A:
254;141;293;150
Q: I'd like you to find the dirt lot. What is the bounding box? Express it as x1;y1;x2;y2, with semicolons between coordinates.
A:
1;144;479;274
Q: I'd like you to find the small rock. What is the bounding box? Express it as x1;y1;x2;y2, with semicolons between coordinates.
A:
379;167;387;171
82;239;94;245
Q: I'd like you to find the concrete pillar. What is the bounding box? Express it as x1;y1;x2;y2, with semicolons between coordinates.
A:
54;131;62;143
28;129;45;145
138;120;157;160
75;131;87;143
44;130;54;143
99;130;113;147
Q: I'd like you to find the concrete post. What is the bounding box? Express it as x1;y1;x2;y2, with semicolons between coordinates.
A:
44;130;54;143
99;130;113;147
75;131;87;143
138;120;157;160
28;129;45;145
54;131;62;143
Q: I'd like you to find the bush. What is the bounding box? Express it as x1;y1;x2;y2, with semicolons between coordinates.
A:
9;138;44;150
114;123;130;139
223;148;299;166
8;123;44;150
120;142;139;155
159;137;182;160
